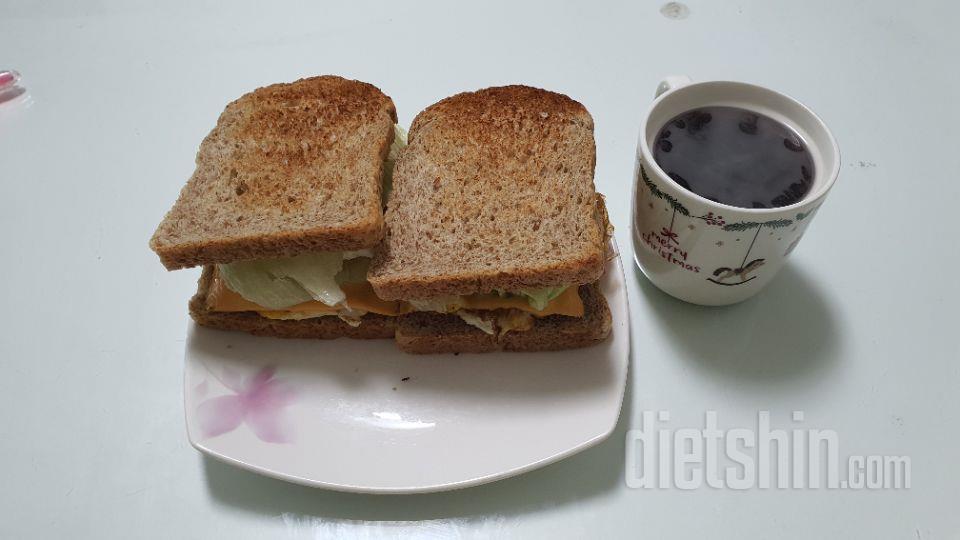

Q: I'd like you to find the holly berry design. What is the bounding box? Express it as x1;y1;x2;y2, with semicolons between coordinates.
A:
694;211;726;227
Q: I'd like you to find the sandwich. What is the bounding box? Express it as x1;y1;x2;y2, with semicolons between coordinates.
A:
367;85;613;353
152;79;612;353
150;76;407;338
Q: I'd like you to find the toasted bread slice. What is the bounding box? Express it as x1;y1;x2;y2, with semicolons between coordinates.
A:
394;283;611;353
151;76;397;270
189;266;395;339
367;85;606;300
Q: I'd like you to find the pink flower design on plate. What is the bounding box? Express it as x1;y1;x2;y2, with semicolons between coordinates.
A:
197;365;296;443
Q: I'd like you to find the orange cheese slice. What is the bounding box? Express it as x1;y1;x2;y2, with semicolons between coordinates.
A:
207;273;583;318
207;277;409;316
461;287;584;317
340;282;412;316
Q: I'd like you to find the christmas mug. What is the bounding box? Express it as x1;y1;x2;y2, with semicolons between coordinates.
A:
631;76;840;306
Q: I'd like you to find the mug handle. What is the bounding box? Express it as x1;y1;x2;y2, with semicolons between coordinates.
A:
655;75;693;98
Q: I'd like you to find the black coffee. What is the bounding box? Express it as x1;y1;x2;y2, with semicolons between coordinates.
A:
652;106;815;208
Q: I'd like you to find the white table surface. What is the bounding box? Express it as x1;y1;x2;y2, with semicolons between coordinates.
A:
2;1;958;538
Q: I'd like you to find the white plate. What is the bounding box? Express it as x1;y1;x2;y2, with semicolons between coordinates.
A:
184;239;630;493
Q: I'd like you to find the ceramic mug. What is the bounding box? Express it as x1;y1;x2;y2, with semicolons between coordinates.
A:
632;76;840;306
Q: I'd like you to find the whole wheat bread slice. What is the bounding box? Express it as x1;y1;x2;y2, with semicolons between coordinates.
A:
367;85;606;300
189;266;395;339
394;283;611;353
151;76;397;270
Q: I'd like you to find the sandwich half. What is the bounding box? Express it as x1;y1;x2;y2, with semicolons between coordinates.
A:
150;76;406;338
368;85;613;353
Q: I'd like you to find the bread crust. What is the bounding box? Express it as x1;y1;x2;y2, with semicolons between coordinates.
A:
393;283;611;354
368;85;607;300
151;76;397;270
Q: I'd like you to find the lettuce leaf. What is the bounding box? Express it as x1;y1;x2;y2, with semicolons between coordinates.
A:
335;256;373;285
457;311;495;334
518;286;568;311
218;259;314;309
218;250;373;309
